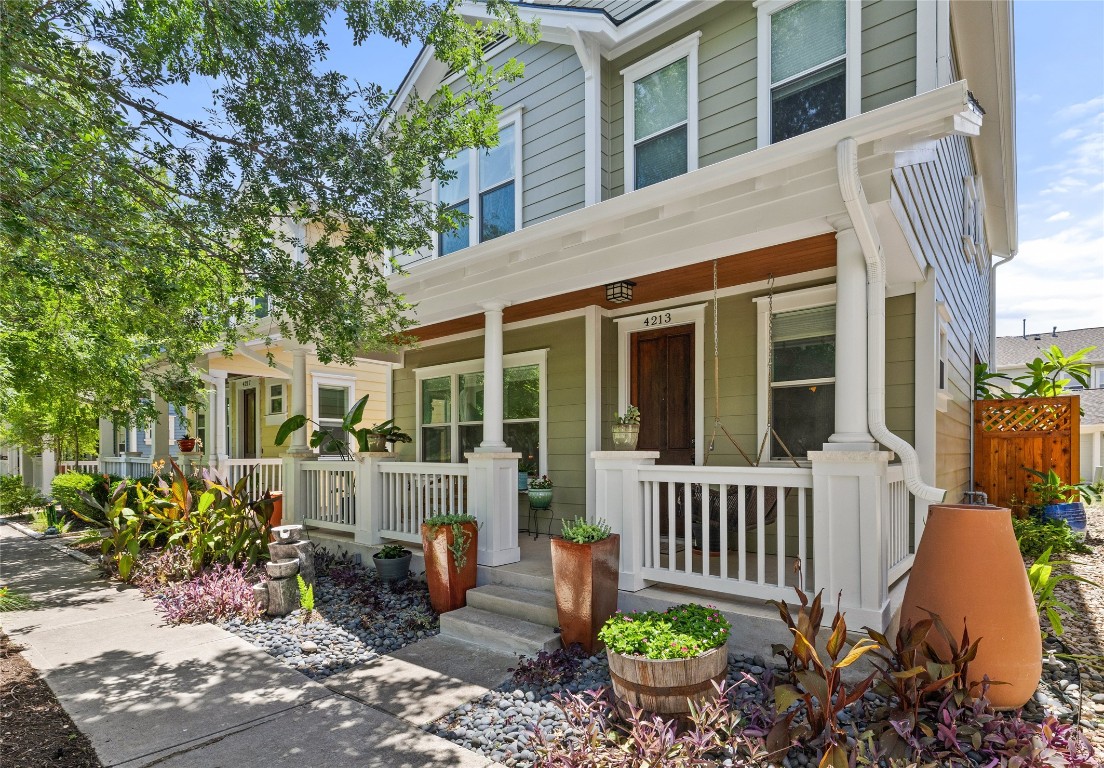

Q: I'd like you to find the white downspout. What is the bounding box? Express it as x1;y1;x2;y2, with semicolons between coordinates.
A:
837;137;946;502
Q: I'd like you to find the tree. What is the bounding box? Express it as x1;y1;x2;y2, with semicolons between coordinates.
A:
0;0;537;440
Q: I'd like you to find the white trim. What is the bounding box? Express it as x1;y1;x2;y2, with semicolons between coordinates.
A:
265;380;287;426
935;299;953;411
755;284;836;460
414;350;548;471
568;27;603;208
311;373;357;455
915;0;937;93
756;0;860;149
622;32;700;192
615;303;706;465
584;306;602;520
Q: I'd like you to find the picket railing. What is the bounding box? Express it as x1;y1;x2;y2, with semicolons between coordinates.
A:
222;458;283;497
378;462;469;543
635;465;815;603
885;464;914;583
301;461;356;531
100;456;153;479
58;461;100;474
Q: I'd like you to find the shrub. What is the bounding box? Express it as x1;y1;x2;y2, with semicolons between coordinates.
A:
30;506;73;534
0;586;32;612
143;563;261;625
1013;515;1090;560
50;472;109;524
509;644;587;687
374;544;410;559
598;603;731;660
0;474;47;515
560;516;611;544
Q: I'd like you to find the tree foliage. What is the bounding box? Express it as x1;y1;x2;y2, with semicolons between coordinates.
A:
0;0;537;445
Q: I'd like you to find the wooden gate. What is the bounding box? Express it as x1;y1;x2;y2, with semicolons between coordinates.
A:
974;396;1080;510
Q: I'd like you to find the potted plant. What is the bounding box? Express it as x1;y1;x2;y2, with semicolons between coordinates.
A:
421;513;478;613
176;434;197;452
551;517;619;653
1025;466;1100;539
372;543;413;583
527;474;553;509
518;460;537;492
611;405;641;450
598;603;731;720
365;420;413;452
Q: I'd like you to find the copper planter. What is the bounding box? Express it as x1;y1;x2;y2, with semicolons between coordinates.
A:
421;521;478;614
551;534;620;653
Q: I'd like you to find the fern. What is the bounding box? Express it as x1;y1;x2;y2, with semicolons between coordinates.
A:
296;574;314;621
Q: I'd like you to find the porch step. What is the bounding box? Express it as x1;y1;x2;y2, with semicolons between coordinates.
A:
439;606;562;657
465;584;559;628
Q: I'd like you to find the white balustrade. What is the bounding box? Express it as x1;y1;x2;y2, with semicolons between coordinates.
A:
378;462;469;542
221;458;283;497
100;456;153;479
885;464;914;583
635;465;814;603
301;461;357;531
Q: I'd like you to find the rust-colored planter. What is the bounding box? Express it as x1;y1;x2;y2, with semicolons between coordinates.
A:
551;535;620;653
606;645;728;719
421;521;478;614
900;504;1041;709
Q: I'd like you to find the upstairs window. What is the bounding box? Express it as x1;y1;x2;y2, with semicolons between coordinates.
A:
623;33;700;191
758;0;857;146
438;119;520;256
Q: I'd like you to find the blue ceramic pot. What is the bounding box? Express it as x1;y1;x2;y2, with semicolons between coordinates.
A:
1042;502;1087;539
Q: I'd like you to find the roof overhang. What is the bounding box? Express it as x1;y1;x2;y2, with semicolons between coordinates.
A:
391;81;982;327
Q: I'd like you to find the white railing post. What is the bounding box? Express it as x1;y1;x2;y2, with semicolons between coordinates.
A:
354;451;397;546
809;449;892;631
98;418;115;472
465;451;521;566
593;451;659;592
281;451;311;526
40;447;57;497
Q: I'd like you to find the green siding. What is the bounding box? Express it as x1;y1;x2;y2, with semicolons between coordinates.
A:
861;0;917;112
885;293;916;445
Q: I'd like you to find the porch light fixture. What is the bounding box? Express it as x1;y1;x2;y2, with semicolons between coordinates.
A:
605;280;636;304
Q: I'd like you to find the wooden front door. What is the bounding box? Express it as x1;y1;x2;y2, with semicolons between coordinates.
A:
242;389;257;459
630;325;695;465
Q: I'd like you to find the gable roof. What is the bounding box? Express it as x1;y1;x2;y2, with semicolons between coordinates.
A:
515;0;657;24
996;327;1104;367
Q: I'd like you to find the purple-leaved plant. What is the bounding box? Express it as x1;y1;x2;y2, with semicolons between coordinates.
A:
144;563;261;625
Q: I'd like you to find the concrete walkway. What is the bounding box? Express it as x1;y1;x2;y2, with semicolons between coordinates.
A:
0;525;505;767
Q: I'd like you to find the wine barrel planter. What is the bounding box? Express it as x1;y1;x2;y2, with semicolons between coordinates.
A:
606;644;728;718
421;521;478;613
551;535;619;654
900;504;1041;709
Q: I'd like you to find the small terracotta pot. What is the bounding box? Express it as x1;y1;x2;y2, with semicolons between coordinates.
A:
177;439;196;452
900;504;1041;709
421;521;478;613
269;491;283;529
551;535;620;653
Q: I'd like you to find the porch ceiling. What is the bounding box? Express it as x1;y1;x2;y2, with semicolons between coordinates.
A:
412;233;837;341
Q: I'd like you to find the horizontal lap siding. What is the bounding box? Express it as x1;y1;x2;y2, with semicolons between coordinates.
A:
861;0;917;112
893;133;991;501
885;293;916;445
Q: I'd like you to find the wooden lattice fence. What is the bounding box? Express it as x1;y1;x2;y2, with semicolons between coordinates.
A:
974;395;1080;510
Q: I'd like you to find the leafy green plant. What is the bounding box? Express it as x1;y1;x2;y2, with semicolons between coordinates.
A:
1025;467;1101;507
614;405;641;425
598;603;731;660
0;475;47;515
527;474;553;490
73;480;152;581
275;394;394;458
0;585;32;612
1013;515;1090;560
364;420;413;446
30;506;73;534
297;574;315;622
374;544;410;559
1028;547;1101;638
50;472;104;523
424;513;478;572
768;588;880;767
560;516;611;544
975;345;1096;400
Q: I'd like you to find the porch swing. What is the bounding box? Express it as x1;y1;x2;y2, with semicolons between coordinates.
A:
682;261;802;543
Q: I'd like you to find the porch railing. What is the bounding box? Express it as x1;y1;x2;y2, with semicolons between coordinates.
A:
886;464;914;584
100;456;153;478
222;458;283;497
378;462;469;543
635;465;814;603
58;460;100;474
300;461;356;531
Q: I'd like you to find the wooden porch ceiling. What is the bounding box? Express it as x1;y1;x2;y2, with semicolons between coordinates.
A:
411;232;838;341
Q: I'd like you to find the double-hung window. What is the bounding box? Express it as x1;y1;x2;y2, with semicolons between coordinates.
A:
438;117;521;257
623;34;699;191
313;376;354;456
417;351;546;471
756;286;836;460
758;0;858;146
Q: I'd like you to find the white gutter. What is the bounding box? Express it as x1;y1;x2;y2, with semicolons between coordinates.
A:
837;137;946;503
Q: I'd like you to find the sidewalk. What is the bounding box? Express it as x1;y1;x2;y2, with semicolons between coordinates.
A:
0;525;503;767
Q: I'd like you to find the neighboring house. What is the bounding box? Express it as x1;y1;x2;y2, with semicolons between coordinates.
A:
279;0;1015;641
996;326;1104;483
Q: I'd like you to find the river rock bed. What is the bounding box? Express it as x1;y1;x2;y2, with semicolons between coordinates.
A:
222;549;438;680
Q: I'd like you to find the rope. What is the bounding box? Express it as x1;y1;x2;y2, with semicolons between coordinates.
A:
706;261;754;467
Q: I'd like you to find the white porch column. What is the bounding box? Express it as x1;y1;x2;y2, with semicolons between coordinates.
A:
40;445;57;497
809;449;893;631
205;386;218;465
150;395;172;461
209;372;229;469
593;450;659;591
98;418;115;462
829;226;875;449
477;302;509;451
290;349;309;453
466;451;521;566
353;451;398;546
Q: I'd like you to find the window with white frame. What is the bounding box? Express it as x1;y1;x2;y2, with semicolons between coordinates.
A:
962;175;986;269
623;33;699;191
417;351;546;470
313;377;354;456
438;117;520;256
267;382;285;415
757;287;836;459
936;301;952;411
758;0;857;146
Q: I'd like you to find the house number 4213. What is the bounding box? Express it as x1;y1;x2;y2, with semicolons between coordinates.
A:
642;312;672;327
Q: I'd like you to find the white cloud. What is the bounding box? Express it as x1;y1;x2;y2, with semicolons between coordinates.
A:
1056;96;1104;119
1046;211;1072;222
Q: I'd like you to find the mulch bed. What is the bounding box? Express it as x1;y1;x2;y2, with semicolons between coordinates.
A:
0;632;102;768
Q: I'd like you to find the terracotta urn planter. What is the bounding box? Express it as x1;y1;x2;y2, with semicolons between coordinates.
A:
176;438;196;452
268;491;283;529
421;521;478;613
606;644;728;719
900;504;1041;709
550;535;620;653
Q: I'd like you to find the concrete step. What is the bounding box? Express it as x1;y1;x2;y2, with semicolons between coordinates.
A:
465;584;559;628
439;606;562;657
477;562;555;593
